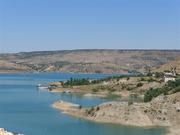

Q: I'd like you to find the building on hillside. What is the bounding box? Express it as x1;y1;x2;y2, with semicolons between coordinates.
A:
164;66;176;83
164;73;176;83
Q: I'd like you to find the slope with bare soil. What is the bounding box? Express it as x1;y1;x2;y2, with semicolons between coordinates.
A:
0;49;180;73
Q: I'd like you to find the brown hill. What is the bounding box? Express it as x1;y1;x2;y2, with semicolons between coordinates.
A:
0;49;180;73
154;56;180;73
0;60;30;73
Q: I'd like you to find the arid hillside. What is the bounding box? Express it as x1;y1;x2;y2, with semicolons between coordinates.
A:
155;56;180;73
0;60;30;73
0;49;180;73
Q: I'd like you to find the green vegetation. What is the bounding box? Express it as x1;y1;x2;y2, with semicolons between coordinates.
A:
140;77;145;81
144;88;161;102
147;77;156;82
63;75;133;87
128;100;133;106
63;78;90;86
136;82;143;87
144;78;180;102
92;87;99;92
154;72;164;78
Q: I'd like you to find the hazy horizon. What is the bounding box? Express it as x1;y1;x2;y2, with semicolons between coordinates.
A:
0;0;180;53
1;48;180;54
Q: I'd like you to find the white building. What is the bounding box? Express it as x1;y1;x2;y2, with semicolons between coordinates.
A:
164;72;176;83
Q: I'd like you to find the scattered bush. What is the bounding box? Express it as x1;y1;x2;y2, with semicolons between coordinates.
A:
92;88;98;92
147;73;152;77
147;77;155;82
140;78;145;81
144;78;180;102
127;86;133;91
136;82;143;87
95;70;102;73
96;106;100;111
154;72;164;78
128;101;133;106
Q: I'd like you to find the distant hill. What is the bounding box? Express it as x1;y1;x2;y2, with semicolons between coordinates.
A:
154;56;180;73
0;60;30;73
0;49;180;74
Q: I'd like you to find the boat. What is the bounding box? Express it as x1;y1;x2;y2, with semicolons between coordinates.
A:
37;84;49;90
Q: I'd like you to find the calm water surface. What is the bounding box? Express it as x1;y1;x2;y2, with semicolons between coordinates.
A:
0;73;165;135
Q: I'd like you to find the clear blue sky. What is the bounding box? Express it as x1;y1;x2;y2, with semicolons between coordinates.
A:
0;0;179;53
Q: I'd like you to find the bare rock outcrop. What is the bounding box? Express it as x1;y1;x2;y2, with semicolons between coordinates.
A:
53;92;180;135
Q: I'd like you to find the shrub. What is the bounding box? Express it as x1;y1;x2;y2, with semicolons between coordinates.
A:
95;70;102;73
127;86;133;91
144;78;180;102
96;106;100;111
147;77;155;82
140;77;145;81
136;82;143;87
144;88;161;102
92;88;98;92
128;101;133;106
147;73;152;77
154;72;164;78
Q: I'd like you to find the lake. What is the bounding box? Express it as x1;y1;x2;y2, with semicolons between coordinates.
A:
0;73;165;135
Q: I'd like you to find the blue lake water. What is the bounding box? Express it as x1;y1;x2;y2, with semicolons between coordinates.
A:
0;73;165;135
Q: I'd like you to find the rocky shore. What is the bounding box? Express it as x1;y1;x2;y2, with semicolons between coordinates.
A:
53;92;180;135
0;128;23;135
0;128;14;135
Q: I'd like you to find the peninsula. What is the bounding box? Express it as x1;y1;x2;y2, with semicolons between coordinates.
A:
50;61;180;135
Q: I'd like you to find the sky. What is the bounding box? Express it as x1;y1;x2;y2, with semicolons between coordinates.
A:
0;0;179;53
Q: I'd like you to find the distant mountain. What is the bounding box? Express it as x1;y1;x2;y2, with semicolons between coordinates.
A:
0;49;180;74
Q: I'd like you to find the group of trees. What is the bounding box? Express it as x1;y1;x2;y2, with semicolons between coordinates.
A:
63;75;131;87
63;78;90;86
144;78;180;102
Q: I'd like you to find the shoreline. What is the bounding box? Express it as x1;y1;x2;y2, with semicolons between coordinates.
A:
52;101;160;127
52;92;180;135
0;71;125;75
0;128;23;135
52;101;159;127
